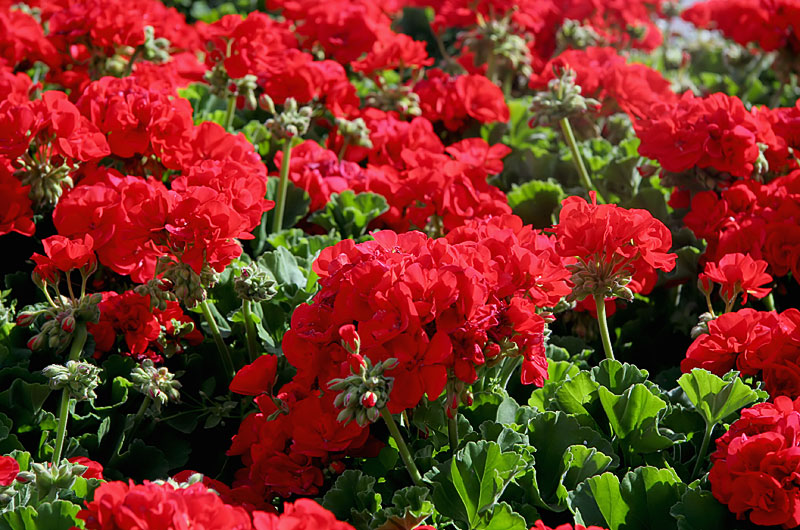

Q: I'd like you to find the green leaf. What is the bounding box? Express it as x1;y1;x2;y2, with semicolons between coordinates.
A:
309;191;389;239
592;360;649;394
554;372;601;426
570;467;687;530
258;247;311;303
528;360;580;411
373;486;434;530
677;369;758;427
322;470;381;529
598;384;666;440
669;488;732;530
429;441;528;528
478;502;528;530
523;411;616;511
0;501;80;530
556;445;614;504
241;120;272;156
506;180;564;228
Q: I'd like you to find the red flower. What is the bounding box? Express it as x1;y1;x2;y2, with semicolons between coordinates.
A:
69;456;104;480
230;355;279;396
0;164;35;237
710;396;800;528
531;521;608;530
0;455;19;486
31;234;96;282
75;480;252;530
252;498;355;530
351;31;432;74
700;253;773;304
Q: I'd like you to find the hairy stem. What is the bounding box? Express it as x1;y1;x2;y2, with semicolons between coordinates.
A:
242;300;259;363
200;299;235;377
271;140;293;234
594;294;615;361
52;322;87;465
560;117;604;202
380;407;423;486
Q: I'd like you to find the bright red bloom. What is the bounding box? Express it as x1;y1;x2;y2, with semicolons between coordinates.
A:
531;521;608;530
635;92;778;180
31;234;96;282
75;480;252;530
230;355;279;396
710;396;800;528
0;163;35;237
252;499;355;530
554;193;676;300
351;31;432;74
69;456;104;480
0;455;19;486
700;253;773;304
415;70;510;131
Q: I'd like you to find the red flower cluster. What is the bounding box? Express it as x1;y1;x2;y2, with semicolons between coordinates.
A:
415;69;510;131
699;253;773;305
683;170;800;279
710;396;800;528
529;47;677;119
75;480;252;530
88;290;202;363
635;92;789;180
554;193;676;299
683;0;800;53
31;234;97;283
531;521;608;530
682;309;800;398
252;497;355;529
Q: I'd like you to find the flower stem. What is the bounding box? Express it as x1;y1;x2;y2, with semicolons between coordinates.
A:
764;292;776;312
271;139;293;234
380;407;423;486
448;412;459;454
691;423;714;480
497;356;522;390
560;117;604;203
200;299;235;377
594;294;615;361
111;396;151;460
52;322;87;465
223;95;237;132
242;300;259;363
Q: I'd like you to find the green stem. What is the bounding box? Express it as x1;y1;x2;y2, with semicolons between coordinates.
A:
380;407;423;486
497;356;522;390
691;423;714;480
242;300;259;363
560;117;604;203
447;412;459;454
271;140;293;234
111;396;151;460
51;322;87;465
123;47;142;77
764;292;776;312
200;299;235;377
594;294;615;361
223;95;237;132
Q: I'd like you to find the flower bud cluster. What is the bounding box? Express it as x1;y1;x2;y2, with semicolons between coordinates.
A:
328;356;398;427
263;97;313;140
21;293;102;353
134;278;178;311
140;25;171;64
567;260;634;303
529;68;600;127
362;85;421;117
690;312;715;339
17;157;77;211
334;117;373;150
42;361;102;401
234;264;278;302
557;19;603;51
462;15;533;80
158;259;207;309
131;359;181;410
30;460;88;498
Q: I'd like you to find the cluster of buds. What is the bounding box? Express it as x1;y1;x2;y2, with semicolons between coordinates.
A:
556;19;603;52
157;259;208;309
16;155;78;211
20;293;102;353
260;97;312;140
461;14;533;82
42;361;102;401
29;459;88;500
234;264;278;302
567;259;634;303
204;61;232;100
138;25;171;65
154;318;197;359
334;117;373;151
754;143;770;178
153;472;205;490
362;84;421;117
529;68;600;127
327;325;396;426
134;278;177;311
131;359;181;411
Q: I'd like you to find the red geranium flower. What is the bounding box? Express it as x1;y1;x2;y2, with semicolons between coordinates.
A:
700;253;773;305
0;455;19;486
31;234;96;283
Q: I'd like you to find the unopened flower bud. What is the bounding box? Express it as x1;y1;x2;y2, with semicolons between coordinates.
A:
360;391;377;408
